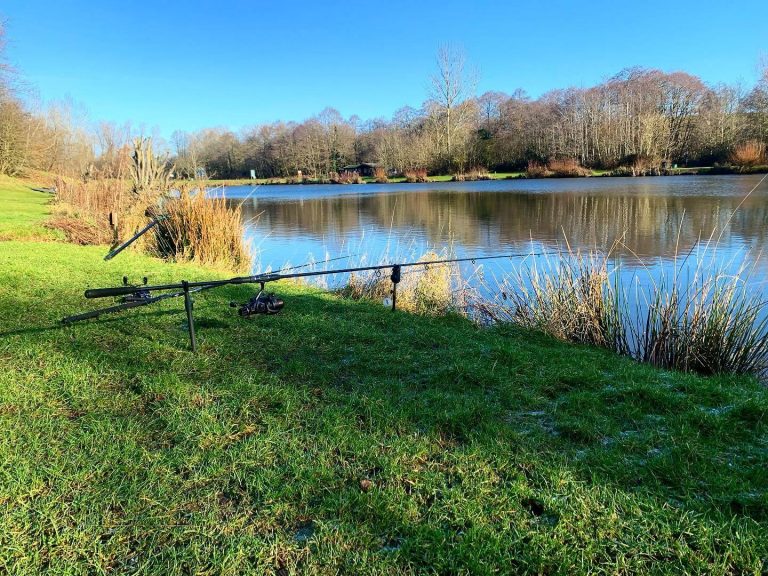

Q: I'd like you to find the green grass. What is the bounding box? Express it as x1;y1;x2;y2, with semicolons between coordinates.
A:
1;180;767;574
0;175;62;241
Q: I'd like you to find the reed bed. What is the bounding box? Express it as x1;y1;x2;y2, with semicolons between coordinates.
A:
404;168;429;183
49;173;251;271
452;166;491;181
314;232;767;378
478;249;628;353
52;176;130;216
47;176;129;244
150;186;251;272
547;158;591;177
473;247;768;379
526;159;591;178
633;257;768;376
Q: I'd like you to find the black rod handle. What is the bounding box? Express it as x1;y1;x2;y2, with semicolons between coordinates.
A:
85;285;144;299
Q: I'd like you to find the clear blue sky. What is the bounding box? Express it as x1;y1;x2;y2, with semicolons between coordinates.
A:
3;0;767;136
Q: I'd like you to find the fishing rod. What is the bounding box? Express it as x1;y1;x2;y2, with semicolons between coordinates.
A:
84;252;545;299
63;250;550;351
104;215;167;261
61;253;361;328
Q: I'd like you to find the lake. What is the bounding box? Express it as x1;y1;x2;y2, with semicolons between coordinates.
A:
221;175;768;296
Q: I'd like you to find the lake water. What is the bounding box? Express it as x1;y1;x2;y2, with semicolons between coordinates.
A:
221;175;768;297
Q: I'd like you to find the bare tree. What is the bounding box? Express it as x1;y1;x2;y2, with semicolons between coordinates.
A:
429;44;477;171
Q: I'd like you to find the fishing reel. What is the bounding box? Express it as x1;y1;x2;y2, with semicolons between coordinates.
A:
120;276;152;303
230;284;284;317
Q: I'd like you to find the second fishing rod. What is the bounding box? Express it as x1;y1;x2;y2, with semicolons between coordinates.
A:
83;251;549;300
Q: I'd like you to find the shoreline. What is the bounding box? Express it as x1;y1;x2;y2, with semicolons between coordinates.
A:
193;165;768;188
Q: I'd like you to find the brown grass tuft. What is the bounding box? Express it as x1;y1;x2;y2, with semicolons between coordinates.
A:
45;212;113;245
547;158;591;177
730;140;766;167
404;168;429;183
149;186;251;272
525;161;549;178
339;252;459;315
373;166;389;183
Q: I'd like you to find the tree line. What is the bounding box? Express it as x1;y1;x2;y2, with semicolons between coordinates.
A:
2;33;767;179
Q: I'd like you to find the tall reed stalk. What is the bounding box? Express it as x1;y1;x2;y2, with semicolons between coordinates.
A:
633;257;768;375
478;248;628;354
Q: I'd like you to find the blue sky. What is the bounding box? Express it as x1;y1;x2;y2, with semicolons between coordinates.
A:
3;0;767;136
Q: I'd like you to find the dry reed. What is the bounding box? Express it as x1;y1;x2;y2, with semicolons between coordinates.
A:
149;186;251;272
339;251;459;315
547;158;591;177
525;161;549;178
48;176;129;244
475;247;768;378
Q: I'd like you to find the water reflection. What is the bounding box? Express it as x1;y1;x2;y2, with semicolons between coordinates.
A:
224;176;767;281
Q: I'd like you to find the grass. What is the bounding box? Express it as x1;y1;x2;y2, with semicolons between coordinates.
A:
1;179;767;574
0;175;62;241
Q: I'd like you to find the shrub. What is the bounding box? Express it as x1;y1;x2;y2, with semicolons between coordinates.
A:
331;170;363;184
525;161;549;178
730;140;766;167
547;158;591;177
632;155;660;176
373;166;389;183
404;168;429;183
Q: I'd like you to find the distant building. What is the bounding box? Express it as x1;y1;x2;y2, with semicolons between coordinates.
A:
340;162;378;177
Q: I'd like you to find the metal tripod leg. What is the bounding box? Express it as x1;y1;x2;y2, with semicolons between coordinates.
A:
183;281;197;352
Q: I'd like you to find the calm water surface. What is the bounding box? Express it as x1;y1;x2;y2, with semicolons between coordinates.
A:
221;175;768;294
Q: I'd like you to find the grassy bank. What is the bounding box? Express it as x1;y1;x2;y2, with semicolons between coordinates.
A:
1;179;767;574
0;175;62;241
187;166;768;188
191;172;524;187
